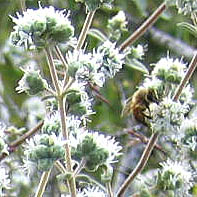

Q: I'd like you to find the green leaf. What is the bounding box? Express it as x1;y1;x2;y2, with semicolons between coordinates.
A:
132;0;148;17
178;22;197;37
125;58;149;74
88;28;108;42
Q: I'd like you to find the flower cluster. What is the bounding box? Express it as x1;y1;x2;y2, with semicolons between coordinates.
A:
107;11;127;41
70;128;122;171
136;56;194;135
156;159;193;196
42;113;61;136
151;57;186;84
66;41;125;87
176;0;197;16
10;4;74;49
181;118;197;152
25;134;65;171
151;97;189;135
16;67;47;95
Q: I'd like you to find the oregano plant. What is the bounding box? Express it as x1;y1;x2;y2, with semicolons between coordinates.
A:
0;0;197;196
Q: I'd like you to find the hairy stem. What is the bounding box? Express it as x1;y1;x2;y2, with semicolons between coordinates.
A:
119;2;166;52
106;182;114;197
20;0;26;12
45;47;61;95
46;46;76;196
54;45;69;88
73;158;86;177
76;10;96;50
173;52;197;101
35;170;51;197
58;96;77;197
117;132;159;197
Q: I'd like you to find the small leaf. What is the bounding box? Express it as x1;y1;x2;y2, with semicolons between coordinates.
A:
88;28;108;42
178;22;197;37
125;58;149;74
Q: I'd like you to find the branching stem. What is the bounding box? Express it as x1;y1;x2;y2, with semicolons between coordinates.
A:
76;10;96;50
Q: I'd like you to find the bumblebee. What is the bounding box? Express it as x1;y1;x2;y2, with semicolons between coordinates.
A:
122;88;159;125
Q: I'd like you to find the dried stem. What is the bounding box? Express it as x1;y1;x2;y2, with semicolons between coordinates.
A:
117;132;159;197
127;129;167;155
173;52;197;101
76;10;96;50
119;2;166;52
35;170;51;197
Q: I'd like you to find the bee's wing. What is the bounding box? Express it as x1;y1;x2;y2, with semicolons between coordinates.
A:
121;96;133;117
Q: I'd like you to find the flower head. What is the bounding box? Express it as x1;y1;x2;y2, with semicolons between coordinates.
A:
16;66;47;95
24;134;65;171
71;129;122;171
10;4;74;49
96;41;125;78
176;0;197;16
151;97;189;135
157;159;193;195
151;56;187;84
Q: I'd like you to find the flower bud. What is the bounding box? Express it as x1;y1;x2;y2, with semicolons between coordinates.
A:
16;68;47;95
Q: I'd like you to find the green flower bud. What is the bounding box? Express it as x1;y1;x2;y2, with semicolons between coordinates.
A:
156;159;193;194
16;68;47;95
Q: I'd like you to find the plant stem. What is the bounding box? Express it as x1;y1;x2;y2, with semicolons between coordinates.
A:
73;158;86;177
117;132;159;197
119;2;166;52
173;52;197;101
35;170;51;197
46;46;77;196
54;45;69;88
55;160;67;173
76;10;96;50
106;182;114;197
20;0;26;12
58;96;77;197
45;47;61;95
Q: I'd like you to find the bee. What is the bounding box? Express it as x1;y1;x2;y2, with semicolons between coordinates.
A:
122;87;159;125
